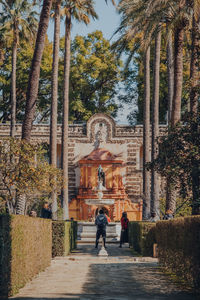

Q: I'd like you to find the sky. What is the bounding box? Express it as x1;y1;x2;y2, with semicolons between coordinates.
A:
47;1;120;41
47;1;134;125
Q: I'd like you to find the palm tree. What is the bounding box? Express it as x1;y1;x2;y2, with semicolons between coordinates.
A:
164;1;199;213
188;0;200;214
139;0;195;215
21;0;115;142
50;0;61;220
189;6;200;114
22;0;53;141
165;26;177;214
0;0;38;138
166;28;174;123
61;0;98;220
151;29;161;220
116;0;159;219
143;46;151;219
142;0;187;126
116;0;199;216
171;24;185;125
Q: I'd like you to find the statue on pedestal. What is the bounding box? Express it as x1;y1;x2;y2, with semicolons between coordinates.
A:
98;165;105;187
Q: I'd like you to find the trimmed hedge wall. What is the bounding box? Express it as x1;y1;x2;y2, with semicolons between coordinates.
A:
129;221;156;256
156;216;200;290
52;220;77;258
0;215;52;298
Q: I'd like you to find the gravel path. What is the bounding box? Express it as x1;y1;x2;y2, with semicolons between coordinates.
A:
11;244;198;300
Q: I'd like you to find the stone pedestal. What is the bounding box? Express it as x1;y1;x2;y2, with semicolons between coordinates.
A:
98;246;108;257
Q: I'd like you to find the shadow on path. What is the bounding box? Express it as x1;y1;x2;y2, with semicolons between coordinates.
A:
10;244;199;300
80;262;197;300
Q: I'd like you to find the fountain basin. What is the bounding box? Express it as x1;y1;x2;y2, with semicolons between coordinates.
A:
85;199;115;205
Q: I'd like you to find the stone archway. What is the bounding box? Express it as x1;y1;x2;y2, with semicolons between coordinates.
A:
95;206;110;218
102;206;109;216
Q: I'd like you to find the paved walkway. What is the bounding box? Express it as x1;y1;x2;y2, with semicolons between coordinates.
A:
11;244;198;300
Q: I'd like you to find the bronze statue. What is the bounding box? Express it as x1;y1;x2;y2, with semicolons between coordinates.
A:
98;165;105;186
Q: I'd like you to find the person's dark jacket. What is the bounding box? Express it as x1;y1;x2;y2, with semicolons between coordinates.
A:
95;214;108;230
41;208;52;219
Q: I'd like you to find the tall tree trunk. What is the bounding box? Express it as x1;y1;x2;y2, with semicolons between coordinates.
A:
165;180;177;213
62;13;71;220
190;13;200;214
166;26;175;211
22;0;52;141
10;29;18;138
143;46;151;220
191;162;200;215
190;14;199;114
165;28;176;215
50;0;61;220
151;30;161;220
171;26;184;126
166;24;185;214
167;28;174;124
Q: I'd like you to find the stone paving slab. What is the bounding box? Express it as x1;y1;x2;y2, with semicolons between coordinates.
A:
11;244;198;300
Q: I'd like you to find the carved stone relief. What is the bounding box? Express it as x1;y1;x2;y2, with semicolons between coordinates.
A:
94;122;108;148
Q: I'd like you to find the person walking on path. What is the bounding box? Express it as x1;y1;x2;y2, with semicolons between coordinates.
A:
119;212;129;248
95;209;108;249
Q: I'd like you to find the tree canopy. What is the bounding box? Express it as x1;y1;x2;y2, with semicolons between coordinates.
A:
0;37;53;123
149;112;200;214
62;30;122;122
0;31;123;124
116;32;192;125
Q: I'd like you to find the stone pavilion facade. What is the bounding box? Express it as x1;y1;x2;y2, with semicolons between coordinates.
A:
0;113;166;221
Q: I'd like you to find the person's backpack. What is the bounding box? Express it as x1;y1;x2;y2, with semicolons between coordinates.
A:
96;215;106;229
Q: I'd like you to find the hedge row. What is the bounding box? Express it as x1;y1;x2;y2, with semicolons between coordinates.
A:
52;220;77;257
0;216;78;298
128;221;156;256
129;218;200;290
156;216;200;290
0;215;52;298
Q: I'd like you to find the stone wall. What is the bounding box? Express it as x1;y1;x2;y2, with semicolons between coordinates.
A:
0;114;167;204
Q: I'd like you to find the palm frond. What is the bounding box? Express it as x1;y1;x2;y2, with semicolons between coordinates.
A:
105;0;116;6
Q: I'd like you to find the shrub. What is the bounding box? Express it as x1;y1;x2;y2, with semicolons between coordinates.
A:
0;215;52;298
0;138;63;214
52;221;77;258
129;221;156;256
156;216;200;290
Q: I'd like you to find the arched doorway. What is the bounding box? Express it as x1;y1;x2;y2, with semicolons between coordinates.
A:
102;206;109;216
95;206;109;217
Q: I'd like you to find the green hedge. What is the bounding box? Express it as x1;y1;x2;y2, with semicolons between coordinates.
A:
52;220;77;258
129;221;156;256
0;215;52;298
156;216;200;290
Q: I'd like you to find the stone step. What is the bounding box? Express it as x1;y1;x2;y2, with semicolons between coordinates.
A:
77;238;119;244
78;226;119;233
77;222;121;243
78;232;118;238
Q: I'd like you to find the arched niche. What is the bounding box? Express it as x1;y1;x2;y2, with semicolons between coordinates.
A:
86;113;116;143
